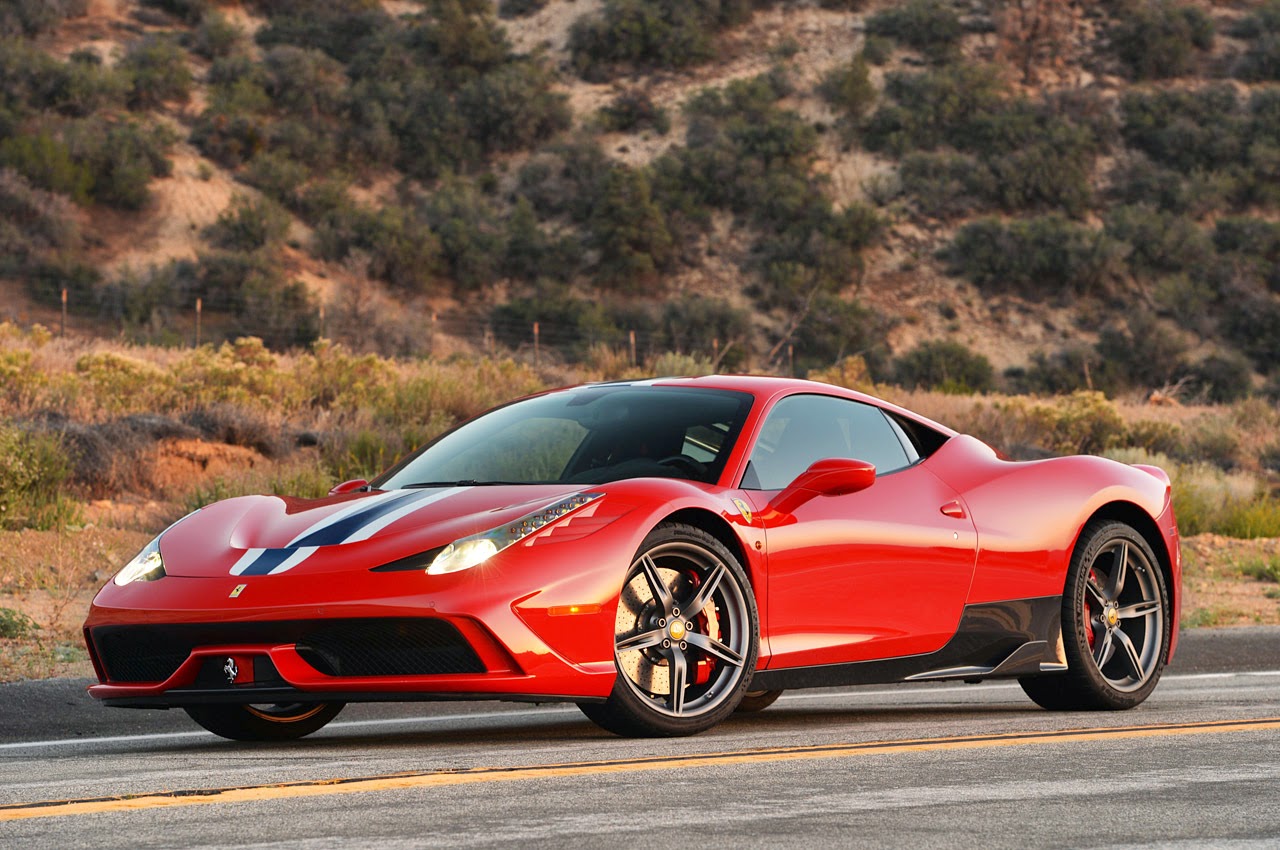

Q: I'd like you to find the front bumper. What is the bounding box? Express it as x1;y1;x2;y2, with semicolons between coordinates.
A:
84;538;629;707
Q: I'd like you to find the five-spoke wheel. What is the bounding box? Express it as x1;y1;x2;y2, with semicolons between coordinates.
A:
579;523;758;736
1021;520;1170;711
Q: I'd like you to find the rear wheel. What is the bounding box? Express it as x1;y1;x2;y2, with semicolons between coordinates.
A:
1020;521;1169;711
579;523;758;737
184;702;344;741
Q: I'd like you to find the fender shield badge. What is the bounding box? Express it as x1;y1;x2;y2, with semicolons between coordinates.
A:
229;584;247;598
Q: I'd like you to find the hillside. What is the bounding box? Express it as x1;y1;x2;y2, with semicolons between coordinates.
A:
0;0;1277;396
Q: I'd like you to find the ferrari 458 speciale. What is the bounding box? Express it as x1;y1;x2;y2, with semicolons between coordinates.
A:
84;376;1180;739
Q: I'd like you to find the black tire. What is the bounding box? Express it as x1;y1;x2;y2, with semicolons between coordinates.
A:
184;702;344;741
1020;520;1170;711
735;689;783;713
579;523;758;737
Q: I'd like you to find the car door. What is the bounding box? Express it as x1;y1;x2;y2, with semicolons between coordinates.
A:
742;394;978;669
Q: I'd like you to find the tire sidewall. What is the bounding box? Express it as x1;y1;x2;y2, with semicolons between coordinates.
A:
601;522;759;736
1064;521;1170;709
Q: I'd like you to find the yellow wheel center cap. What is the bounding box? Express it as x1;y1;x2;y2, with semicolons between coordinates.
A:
1105;607;1119;628
669;620;687;640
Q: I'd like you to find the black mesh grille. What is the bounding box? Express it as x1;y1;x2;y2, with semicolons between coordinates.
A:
92;619;485;683
296;619;485;677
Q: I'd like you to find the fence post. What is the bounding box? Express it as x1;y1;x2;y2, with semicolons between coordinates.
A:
788;343;794;377
195;297;202;347
629;329;637;367
533;321;540;367
61;288;67;336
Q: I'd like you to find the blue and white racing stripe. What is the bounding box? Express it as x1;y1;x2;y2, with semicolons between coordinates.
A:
230;487;468;576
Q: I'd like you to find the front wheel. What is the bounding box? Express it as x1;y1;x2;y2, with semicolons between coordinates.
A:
579;523;758;737
1020;521;1169;711
184;702;344;741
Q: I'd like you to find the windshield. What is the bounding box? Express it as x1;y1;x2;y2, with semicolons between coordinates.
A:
377;386;754;488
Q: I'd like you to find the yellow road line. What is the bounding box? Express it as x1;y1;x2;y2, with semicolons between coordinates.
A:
3;717;1278;822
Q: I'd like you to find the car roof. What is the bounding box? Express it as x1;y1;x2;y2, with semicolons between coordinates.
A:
579;375;960;438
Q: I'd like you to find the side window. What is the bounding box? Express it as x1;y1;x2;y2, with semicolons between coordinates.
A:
744;395;913;489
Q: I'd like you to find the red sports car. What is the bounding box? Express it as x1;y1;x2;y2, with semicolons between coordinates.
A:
83;376;1180;739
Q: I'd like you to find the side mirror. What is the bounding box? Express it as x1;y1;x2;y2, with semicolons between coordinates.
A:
328;478;370;496
769;457;875;515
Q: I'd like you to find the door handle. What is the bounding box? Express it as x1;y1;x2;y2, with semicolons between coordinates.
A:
940;500;967;520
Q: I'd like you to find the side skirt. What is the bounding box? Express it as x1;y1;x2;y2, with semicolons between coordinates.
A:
750;597;1066;691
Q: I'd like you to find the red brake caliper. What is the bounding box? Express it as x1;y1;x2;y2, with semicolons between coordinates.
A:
1085;568;1100;648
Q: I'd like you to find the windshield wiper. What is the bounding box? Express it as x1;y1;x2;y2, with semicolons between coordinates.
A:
401;480;528;488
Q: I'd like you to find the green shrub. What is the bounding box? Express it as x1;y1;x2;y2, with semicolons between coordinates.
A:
193;11;245;60
1230;0;1280;81
661;295;756;369
205;194;291;252
1110;0;1214;80
569;0;755;81
865;0;963;58
588;165;675;292
893;340;994;394
418;176;507;291
0;170;81;275
0;423;80;530
0;133;93;205
0;607;39;639
121;34;192;110
313;199;443;293
861;34;894;65
139;0;210;23
1005;347;1098;395
819;51;876;123
1222;291;1280;373
1094;313;1189;392
897;152;992;218
598;89;671;135
946;215;1122;298
1183;353;1254;404
498;0;548;18
1103;205;1213;279
0;0;86;37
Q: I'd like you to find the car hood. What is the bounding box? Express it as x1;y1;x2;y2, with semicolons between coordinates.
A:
158;485;601;578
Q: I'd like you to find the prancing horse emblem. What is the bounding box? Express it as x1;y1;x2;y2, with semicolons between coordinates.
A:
223;657;238;684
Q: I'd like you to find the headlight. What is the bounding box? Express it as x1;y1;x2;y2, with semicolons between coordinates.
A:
426;492;602;576
427;539;499;575
113;536;165;586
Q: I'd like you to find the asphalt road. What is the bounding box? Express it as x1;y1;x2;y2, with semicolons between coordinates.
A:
1;627;1278;849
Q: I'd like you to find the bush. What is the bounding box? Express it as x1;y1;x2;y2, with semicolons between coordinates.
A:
1094;313;1190;392
1183;353;1253;404
121;34;192;110
1110;1;1214;80
418;175;507;291
205;195;291;252
0;0;86;37
865;0;963;58
897;152;992;219
587;166;675;292
139;0;210;23
1230;0;1280;81
0;169;81;274
569;0;755;81
893;340;994;393
598;90;671;135
313;199;443;293
498;0;548;18
819;52;876;123
0;133;93;205
0;423;79;530
946;215;1123;298
66;119;175;210
1103;205;1213;279
661;295;755;369
193;11;245;60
